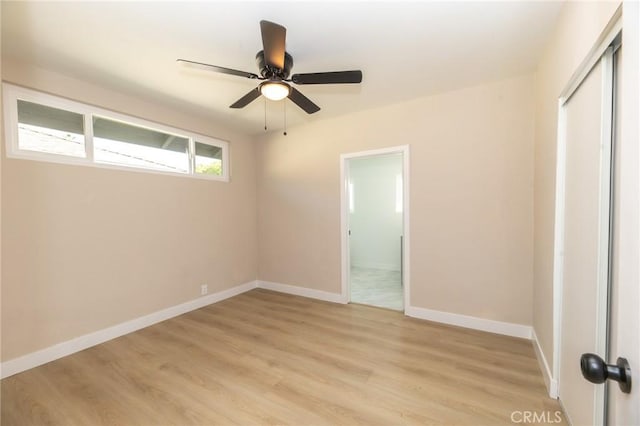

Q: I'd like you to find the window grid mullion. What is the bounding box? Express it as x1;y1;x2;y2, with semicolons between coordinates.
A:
84;114;95;163
189;138;196;175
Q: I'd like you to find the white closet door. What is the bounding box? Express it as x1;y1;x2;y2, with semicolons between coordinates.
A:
559;49;613;426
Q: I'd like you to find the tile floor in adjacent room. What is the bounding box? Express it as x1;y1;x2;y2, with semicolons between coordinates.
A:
350;266;403;311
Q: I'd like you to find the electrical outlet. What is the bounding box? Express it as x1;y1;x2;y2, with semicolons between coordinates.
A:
200;284;208;296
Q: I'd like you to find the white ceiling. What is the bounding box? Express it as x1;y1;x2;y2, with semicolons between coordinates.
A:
2;1;563;136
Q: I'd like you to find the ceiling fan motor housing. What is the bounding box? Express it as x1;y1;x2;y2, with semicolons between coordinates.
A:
256;50;293;79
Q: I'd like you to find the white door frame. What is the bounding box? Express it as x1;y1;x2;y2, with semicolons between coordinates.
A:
340;145;410;310
551;7;622;421
610;2;640;424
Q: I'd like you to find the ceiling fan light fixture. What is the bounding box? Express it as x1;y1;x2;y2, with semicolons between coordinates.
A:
259;81;291;101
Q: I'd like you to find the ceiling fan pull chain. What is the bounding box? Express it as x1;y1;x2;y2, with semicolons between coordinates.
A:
264;97;267;131
283;100;287;136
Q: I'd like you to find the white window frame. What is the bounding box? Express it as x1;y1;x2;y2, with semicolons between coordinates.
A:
3;82;230;182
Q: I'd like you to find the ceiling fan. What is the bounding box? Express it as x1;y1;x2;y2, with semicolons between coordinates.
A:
177;20;363;114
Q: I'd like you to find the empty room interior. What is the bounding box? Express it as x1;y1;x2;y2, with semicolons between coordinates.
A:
1;1;639;425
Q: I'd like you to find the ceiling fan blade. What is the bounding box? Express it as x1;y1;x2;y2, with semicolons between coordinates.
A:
230;88;261;109
288;87;320;114
260;20;286;70
177;59;259;79
291;70;363;85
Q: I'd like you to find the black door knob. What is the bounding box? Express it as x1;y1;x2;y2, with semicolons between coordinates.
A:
580;353;632;394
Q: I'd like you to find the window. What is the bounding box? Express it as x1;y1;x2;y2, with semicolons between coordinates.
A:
395;174;403;213
93;116;190;174
195;141;223;176
348;180;354;213
3;83;229;181
17;100;85;158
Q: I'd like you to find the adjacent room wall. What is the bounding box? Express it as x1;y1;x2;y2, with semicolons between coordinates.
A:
349;154;403;271
1;61;258;361
532;1;620;382
257;74;535;326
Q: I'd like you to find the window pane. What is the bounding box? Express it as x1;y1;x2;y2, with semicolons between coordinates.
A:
93;117;189;173
17;100;85;157
195;141;223;176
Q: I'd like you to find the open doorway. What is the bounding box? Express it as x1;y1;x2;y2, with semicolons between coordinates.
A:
340;146;409;312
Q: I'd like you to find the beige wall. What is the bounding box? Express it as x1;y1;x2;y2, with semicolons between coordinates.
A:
257;74;535;326
1;61;258;361
532;1;620;373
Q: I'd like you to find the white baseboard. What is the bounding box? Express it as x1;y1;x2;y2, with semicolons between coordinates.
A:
0;280;258;379
350;262;401;272
404;305;533;340
532;328;558;398
257;280;346;304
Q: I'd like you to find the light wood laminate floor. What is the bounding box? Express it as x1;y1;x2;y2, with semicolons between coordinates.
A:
1;289;565;425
